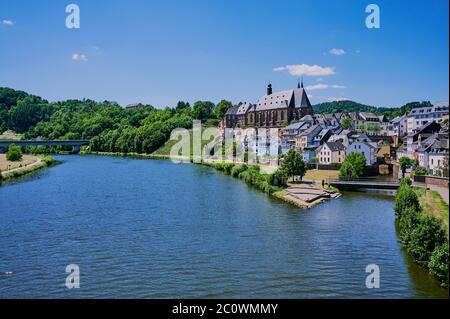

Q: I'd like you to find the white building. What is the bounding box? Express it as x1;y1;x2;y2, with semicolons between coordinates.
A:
316;141;346;165
406;102;449;135
390;115;408;137
347;140;378;165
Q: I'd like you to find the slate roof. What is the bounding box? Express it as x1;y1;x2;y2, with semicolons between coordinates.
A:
225;106;238;115
255;87;312;111
236;102;252;115
283;122;306;131
299;124;321;137
391;115;406;124
324;141;346;152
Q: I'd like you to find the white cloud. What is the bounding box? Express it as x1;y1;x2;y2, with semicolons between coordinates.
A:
330;84;346;89
329;48;346;56
316;78;324;82
273;64;335;76
305;84;329;90
304;84;346;90
327;97;348;102
1;19;14;26
72;53;88;62
272;66;285;72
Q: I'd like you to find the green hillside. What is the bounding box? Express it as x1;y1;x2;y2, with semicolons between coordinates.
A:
313;100;433;119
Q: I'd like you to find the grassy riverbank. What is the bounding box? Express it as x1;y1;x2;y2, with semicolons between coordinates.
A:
0;154;54;183
395;179;449;288
414;187;449;234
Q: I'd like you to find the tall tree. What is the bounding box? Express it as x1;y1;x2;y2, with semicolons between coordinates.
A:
214;100;233;119
175;101;190;111
339;152;366;179
192;101;215;121
282;149;308;182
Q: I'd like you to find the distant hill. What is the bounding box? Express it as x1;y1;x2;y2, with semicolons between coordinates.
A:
313;100;434;119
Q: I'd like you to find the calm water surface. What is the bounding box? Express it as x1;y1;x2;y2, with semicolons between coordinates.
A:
0;155;448;298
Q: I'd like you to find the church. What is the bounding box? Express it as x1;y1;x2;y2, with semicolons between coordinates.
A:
222;80;314;129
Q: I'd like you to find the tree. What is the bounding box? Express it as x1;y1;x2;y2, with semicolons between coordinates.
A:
394;183;421;218
192;101;215;121
6;144;22;161
429;242;449;288
340;117;352;130
213;100;233;119
407;215;446;266
175;101;190;111
8;96;53;132
398;156;414;178
282;149;308;182
339;152;366;180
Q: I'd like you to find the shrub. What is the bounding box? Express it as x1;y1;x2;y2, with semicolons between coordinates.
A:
429;242;449;288
239;170;253;184
407;215;447;266
414;166;427;176
394;185;420;218
6;144;22;161
398;206;420;246
41;156;54;165
213;162;235;175
231;164;248;178
399;177;412;187
268;168;288;188
237;165;280;194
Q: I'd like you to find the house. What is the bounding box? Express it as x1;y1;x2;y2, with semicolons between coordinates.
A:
417;130;449;175
327;129;354;147
390;115;408;137
347;140;378;165
295;124;322;151
301;147;317;163
428;133;449;176
406;102;449;135
281;121;311;153
235;102;253;127
316;141;346;165
405;121;441;159
312;128;333;147
222;106;239;128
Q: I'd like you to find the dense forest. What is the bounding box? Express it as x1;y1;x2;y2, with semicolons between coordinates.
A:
0;87;435;154
0;87;233;154
313;100;433;118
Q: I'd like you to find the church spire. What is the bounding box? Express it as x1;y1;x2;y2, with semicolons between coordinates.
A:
301;76;304;88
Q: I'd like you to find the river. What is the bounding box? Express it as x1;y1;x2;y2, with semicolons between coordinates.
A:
0;155;447;298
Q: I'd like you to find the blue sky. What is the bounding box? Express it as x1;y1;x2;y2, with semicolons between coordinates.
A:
0;0;448;108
